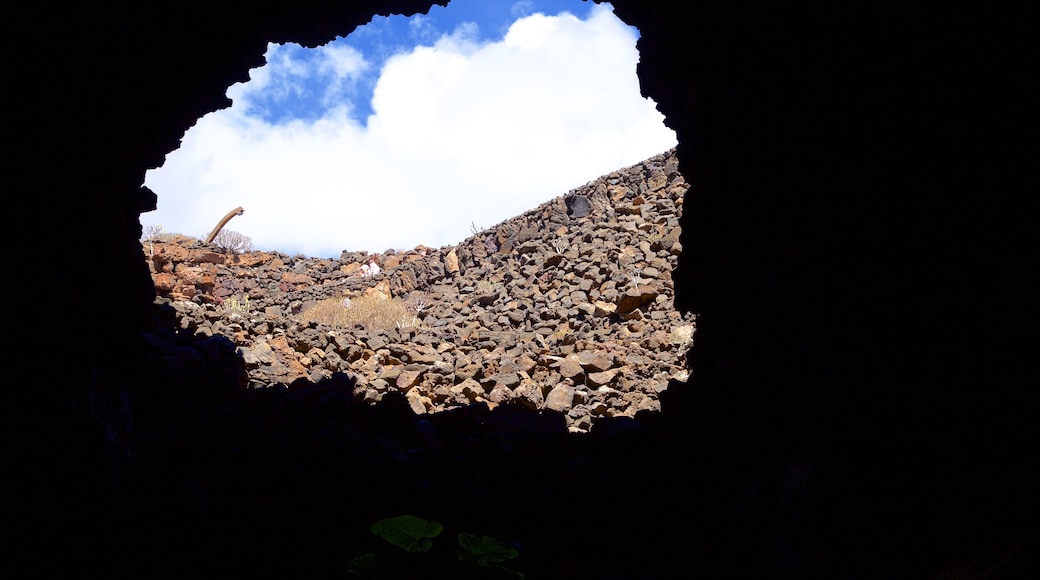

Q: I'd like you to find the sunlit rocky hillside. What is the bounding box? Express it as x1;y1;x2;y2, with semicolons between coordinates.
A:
145;148;694;433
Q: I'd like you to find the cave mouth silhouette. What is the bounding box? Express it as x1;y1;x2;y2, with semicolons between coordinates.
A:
6;1;1035;578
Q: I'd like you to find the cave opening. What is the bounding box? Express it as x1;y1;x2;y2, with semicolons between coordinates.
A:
136;0;695;436
140;0;677;260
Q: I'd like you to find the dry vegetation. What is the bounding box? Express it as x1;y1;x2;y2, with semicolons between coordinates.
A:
141;224;255;255
297;295;418;331
212;229;254;254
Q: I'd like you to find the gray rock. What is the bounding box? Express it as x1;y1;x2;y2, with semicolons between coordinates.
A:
566;195;592;218
150;148;696;433
544;383;576;412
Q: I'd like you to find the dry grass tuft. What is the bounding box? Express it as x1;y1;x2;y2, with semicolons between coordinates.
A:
298;294;416;331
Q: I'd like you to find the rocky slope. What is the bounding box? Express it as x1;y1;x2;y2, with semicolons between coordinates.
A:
146;148;694;433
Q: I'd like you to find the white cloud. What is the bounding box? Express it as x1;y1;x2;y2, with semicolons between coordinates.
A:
510;1;536;19
144;3;676;258
316;44;369;85
408;13;440;44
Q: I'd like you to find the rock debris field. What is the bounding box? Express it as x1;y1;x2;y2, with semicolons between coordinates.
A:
147;148;695;433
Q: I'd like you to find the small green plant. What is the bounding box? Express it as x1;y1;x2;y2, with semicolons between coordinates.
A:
457;533;522;568
370;515;443;553
348;515;523;579
222;295;250;314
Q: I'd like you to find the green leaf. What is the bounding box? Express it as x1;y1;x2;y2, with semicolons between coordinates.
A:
370;515;443;553
457;532;520;566
347;553;403;579
473;565;524;580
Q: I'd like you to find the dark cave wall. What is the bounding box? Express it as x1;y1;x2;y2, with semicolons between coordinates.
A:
7;0;1034;575
622;3;1035;571
638;4;1035;570
12;0;444;377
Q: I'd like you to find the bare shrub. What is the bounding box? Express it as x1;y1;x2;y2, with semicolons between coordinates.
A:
298;294;415;331
399;291;433;328
141;223;165;241
404;291;432;315
141;223;166;256
212;229;254;254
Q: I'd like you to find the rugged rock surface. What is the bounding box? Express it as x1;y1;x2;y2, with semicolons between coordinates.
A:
146;149;693;432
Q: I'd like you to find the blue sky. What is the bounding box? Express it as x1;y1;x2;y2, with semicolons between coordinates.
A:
143;0;676;258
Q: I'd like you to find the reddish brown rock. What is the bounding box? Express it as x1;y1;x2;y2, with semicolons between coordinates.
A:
396;369;422;391
147;148;695;433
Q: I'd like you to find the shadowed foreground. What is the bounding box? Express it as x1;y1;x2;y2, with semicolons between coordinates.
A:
5;1;1035;578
